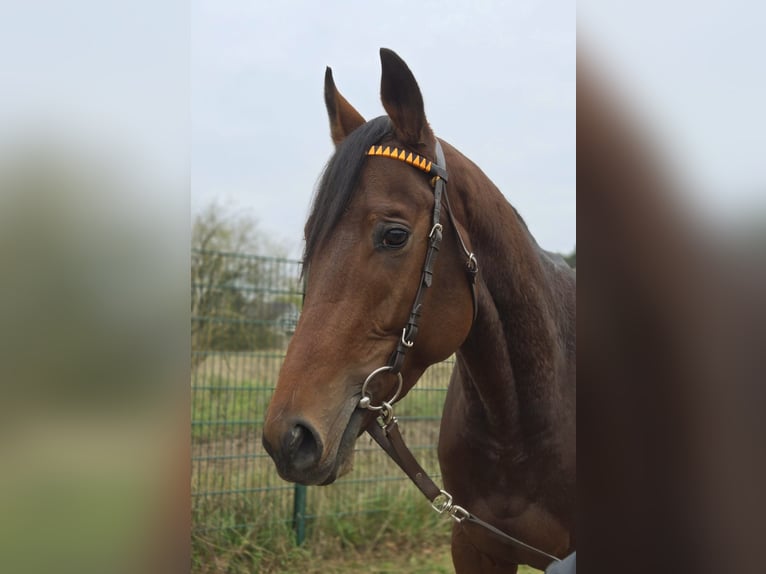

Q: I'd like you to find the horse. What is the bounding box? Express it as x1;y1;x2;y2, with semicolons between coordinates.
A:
262;48;576;573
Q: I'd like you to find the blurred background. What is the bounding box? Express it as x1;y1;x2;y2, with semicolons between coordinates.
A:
579;2;766;573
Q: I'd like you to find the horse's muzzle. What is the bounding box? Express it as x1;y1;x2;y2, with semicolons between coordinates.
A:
262;418;326;484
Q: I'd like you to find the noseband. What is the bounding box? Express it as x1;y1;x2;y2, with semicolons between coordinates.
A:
359;139;479;414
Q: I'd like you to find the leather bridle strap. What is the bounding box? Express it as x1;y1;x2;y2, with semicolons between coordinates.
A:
367;417;441;500
386;139;478;375
367;418;563;565
357;138;477;413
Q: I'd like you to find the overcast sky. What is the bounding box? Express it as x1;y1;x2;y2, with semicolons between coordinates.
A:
192;1;576;258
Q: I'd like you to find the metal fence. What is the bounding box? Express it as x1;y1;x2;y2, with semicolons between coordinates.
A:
191;249;452;541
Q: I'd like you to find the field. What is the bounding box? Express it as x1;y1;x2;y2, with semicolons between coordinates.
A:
192;352;541;573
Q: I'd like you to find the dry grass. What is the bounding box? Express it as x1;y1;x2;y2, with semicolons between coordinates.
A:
193;531;543;574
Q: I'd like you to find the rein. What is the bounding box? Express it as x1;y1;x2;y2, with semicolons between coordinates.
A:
359;139;562;566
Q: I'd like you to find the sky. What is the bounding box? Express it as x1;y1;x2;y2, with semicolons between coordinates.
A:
191;1;576;259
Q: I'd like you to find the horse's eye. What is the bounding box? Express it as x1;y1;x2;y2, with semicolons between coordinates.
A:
382;227;409;249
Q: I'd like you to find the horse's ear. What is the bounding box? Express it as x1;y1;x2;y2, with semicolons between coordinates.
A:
379;48;431;146
324;67;366;147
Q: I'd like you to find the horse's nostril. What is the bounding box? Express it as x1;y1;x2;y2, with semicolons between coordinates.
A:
288;426;303;450
285;422;322;471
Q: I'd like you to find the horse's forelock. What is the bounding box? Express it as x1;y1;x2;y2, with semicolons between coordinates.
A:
303;116;392;268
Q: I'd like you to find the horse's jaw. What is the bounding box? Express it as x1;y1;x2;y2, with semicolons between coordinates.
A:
314;409;365;485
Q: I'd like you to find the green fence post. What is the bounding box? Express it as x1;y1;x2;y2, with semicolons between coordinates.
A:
293;483;307;545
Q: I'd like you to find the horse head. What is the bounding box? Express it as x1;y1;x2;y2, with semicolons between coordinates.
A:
262;49;476;485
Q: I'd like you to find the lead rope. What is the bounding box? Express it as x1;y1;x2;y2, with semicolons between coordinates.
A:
366;413;562;566
360;139;561;567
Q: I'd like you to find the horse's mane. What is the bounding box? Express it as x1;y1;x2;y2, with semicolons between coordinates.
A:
303;116;392;269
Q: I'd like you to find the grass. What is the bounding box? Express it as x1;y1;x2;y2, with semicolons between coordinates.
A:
193;503;542;573
193;530;542;573
192;483;455;573
192;352;543;573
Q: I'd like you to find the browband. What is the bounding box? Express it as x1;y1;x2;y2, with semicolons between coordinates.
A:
366;145;449;181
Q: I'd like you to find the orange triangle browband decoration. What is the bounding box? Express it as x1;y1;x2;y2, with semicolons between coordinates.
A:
366;145;433;175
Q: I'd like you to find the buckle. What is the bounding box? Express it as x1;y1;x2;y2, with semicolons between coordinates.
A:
430;490;453;514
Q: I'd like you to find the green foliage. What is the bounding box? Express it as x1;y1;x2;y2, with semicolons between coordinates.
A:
191;249;302;360
191;204;300;362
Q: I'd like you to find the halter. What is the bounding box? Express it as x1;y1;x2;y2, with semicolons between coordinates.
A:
359;139;479;416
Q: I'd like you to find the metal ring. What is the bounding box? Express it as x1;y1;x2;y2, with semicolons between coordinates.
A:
359;366;404;411
429;223;443;238
466;253;478;272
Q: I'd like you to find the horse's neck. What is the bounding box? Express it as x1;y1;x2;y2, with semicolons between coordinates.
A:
447;148;575;449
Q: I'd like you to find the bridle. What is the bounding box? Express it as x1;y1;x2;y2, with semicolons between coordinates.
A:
357;139;563;566
358;139;478;413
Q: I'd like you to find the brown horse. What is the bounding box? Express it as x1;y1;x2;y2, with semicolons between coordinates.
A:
262;48;576;572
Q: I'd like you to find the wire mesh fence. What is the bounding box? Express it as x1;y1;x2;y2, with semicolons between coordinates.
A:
191;249;453;541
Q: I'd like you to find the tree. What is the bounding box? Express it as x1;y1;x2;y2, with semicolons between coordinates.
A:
191;202;297;366
192;201;282;255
